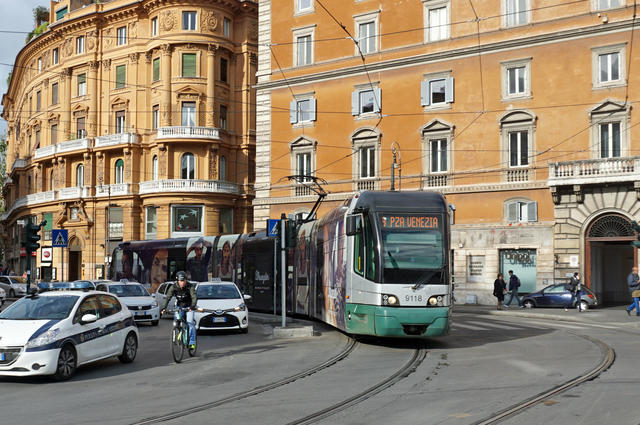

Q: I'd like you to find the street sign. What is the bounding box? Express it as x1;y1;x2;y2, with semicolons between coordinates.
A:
267;219;280;237
41;247;53;262
52;229;69;247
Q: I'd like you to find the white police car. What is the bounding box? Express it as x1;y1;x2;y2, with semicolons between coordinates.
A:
0;282;139;380
95;280;160;326
195;281;251;333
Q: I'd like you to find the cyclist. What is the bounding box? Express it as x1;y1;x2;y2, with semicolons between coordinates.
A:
160;271;198;349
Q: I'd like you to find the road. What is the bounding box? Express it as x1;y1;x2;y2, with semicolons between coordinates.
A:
1;309;639;425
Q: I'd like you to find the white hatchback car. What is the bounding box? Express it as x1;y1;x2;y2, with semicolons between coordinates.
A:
95;281;160;326
0;282;139;380
195;281;251;333
0;288;5;307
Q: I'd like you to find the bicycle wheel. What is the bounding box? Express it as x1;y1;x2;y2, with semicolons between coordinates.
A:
171;326;185;363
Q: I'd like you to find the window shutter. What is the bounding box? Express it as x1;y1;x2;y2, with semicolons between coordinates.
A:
507;202;518;223
445;77;454;103
527;201;538;222
310;98;317;121
373;87;382;113
182;53;196;77
351;91;359;115
116;65;126;88
420;81;429;106
153;58;160;81
290;100;297;124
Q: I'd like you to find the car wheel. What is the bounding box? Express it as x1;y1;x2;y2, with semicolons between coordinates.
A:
118;332;138;363
53;344;77;381
523;300;535;309
9;289;15;298
579;300;589;311
152;320;159;326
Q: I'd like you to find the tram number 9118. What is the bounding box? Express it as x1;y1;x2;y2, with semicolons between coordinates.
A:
405;295;423;303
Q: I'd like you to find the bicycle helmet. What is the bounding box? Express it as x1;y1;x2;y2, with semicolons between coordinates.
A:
176;271;187;281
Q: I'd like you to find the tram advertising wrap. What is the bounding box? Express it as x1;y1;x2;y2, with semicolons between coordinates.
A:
110;191;452;338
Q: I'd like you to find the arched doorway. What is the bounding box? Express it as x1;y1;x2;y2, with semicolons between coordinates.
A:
586;214;637;305
68;237;83;281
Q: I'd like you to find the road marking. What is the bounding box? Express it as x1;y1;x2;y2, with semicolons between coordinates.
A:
451;323;489;331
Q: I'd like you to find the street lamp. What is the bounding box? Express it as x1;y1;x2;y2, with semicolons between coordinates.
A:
390;142;402;191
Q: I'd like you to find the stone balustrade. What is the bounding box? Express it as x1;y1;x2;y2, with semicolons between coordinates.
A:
548;157;640;186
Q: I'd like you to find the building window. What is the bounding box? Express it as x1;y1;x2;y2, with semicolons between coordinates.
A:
293;26;314;67
505;200;537;223
182;53;197;77
115;110;126;133
181;102;196;127
219;156;226;181
53;48;59;65
108;207;123;239
219;208;233;234
152;57;160;82
290;97;317;124
51;124;58;145
38;58;42;73
77;73;86;96
76;164;84;187
290;137;316;193
220;58;228;83
422;120;453;187
152;105;159;130
421;74;454;107
425;1;450;42
152;155;158;180
51;83;58;105
590;101;629;159
223;17;231;37
35;130;40;150
351;128;380;190
146;206;157;239
151;17;158;37
56;6;67;21
430;139;448;173
599;122;621;158
593;0;623;10
36;91;41;111
117;26;127;45
76;36;85;54
182;11;197;30
219;105;227;130
77;117;86;139
591;43;628;89
504;0;529;27
351;87;381;116
509;131;529;167
500;110;535;182
359;146;376;180
355;12;379;55
502;58;531;99
296;0;314;14
115;159;124;184
181;153;195;180
49;170;54;190
296;152;311;181
172;205;203;234
115;65;126;88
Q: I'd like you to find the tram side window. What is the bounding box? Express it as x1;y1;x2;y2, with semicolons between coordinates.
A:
364;215;377;280
353;214;377;279
354;215;364;276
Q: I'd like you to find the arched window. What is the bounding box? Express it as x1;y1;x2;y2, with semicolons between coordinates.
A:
181;153;195;180
152;155;158;180
115;159;124;184
76;164;84;187
219;156;226;181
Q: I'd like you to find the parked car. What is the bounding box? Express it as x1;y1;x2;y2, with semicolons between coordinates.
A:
0;287;5;307
0;276;27;298
0;282;139;380
73;280;113;290
194;281;251;333
95;280;160;326
522;284;599;310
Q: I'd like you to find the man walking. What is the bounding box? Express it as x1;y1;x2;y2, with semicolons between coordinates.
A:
626;266;640;316
565;272;582;312
504;270;523;308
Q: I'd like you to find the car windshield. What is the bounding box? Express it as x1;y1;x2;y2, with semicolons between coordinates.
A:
108;285;149;297
197;284;240;300
0;295;78;320
10;277;26;284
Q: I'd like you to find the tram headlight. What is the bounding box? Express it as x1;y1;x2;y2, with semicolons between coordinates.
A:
382;294;399;306
428;295;445;307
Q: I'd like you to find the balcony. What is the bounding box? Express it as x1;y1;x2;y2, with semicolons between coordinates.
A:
138;179;239;195
33;145;56;159
156;126;220;141
94;133;138;148
56;138;91;154
424;174;449;188
27;190;56;204
506;168;530;183
96;183;136;197
11;158;27;171
357;179;376;191
548;157;640;186
58;186;90;200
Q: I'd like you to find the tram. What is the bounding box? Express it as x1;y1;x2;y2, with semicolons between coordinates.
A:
110;191;452;338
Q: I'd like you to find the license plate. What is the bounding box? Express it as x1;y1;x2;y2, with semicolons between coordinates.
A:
134;311;140;316
0;353;5;361
213;317;226;323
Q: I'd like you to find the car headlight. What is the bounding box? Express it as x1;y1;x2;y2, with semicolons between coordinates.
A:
233;303;246;312
382;294;399;306
26;328;60;348
152;300;158;307
428;295;445;307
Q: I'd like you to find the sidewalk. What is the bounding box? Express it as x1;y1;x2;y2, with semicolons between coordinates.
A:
454;303;640;328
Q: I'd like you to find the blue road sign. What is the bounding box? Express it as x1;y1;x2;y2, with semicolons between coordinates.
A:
267;219;280;237
52;229;69;247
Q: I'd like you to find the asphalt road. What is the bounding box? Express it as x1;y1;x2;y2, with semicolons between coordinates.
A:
1;311;639;425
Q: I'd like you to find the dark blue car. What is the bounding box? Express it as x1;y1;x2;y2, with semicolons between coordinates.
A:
521;284;598;310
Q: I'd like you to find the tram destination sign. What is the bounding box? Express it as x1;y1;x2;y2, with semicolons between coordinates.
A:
381;214;439;230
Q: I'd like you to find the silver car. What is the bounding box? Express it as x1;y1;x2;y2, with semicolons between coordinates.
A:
0;276;27;298
0;287;5;307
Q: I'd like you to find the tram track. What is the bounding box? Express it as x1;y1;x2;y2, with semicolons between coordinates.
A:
130;337;358;425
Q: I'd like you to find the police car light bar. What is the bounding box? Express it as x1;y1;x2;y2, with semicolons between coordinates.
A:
37;282;94;292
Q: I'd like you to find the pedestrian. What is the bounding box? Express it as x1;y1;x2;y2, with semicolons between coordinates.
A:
626;266;640;316
565;272;582;312
493;273;507;310
504;270;523;308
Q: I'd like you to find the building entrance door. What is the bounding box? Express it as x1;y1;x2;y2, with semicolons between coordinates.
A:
586;214;637;305
68;238;82;281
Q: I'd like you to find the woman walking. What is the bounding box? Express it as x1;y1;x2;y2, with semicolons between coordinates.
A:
493;273;507;310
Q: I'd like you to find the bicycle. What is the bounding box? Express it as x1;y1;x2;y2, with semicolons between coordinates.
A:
170;307;201;363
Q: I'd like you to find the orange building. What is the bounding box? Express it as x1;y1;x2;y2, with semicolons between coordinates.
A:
1;0;257;281
256;0;639;304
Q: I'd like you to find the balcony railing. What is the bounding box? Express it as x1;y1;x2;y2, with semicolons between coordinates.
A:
11;158;27;171
56;138;91;154
94;133;138;148
33;145;56;159
548;157;640;186
294;185;313;196
139;179;239;195
96;183;135;197
156;126;220;140
58;186;90;200
424;174;449;188
357;179;376;191
506;168;530;183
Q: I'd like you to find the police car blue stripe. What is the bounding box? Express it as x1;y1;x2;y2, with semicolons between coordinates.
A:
27;320;60;342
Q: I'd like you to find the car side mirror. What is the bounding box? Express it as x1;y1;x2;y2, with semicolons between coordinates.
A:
80;313;98;324
243;294;252;301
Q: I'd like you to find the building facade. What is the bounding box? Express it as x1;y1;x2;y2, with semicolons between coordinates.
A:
1;0;258;281
255;0;639;305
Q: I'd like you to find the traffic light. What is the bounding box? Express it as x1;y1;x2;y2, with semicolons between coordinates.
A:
632;220;640;249
286;219;298;248
24;220;46;253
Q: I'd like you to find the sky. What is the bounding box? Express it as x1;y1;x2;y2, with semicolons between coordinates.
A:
0;0;49;136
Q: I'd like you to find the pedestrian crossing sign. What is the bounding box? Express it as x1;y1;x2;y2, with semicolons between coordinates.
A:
52;229;68;247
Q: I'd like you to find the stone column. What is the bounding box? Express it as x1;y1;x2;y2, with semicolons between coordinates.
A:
160;44;173;126
128;53;139;133
101;60;111;135
206;44;217;127
62;67;73;137
88;61;100;137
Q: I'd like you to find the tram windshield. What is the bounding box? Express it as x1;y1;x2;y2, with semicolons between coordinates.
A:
379;213;445;284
